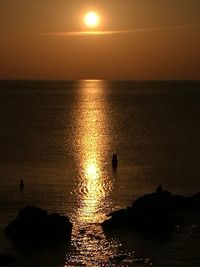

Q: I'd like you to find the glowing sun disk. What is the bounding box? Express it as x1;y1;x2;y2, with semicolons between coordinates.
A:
84;11;100;28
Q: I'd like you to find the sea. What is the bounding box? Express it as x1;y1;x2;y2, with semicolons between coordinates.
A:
0;80;200;266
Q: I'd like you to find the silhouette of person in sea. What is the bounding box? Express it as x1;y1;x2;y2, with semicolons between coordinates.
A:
19;180;24;191
156;184;163;194
112;154;118;169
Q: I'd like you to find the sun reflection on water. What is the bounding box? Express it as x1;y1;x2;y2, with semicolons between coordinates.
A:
67;80;119;265
73;80;112;225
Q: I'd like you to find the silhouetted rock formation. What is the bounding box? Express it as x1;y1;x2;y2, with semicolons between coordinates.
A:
0;254;16;265
4;206;72;247
102;186;200;235
109;254;127;264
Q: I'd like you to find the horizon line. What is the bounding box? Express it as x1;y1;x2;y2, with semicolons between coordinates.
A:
1;25;199;39
0;79;200;82
41;24;200;37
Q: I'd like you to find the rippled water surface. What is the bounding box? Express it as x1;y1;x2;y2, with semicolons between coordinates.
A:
0;80;200;266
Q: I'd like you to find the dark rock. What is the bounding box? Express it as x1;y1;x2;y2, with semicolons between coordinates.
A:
187;192;200;211
109;254;127;263
0;254;16;265
4;206;72;247
79;229;86;235
102;186;200;235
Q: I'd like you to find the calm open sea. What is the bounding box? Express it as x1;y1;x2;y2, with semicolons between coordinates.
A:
0;80;200;266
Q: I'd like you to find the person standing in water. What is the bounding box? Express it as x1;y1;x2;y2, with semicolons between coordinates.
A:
19;180;24;191
112;154;118;168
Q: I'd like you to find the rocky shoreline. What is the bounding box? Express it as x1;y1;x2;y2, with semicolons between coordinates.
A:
4;206;72;248
2;186;200;265
102;186;200;235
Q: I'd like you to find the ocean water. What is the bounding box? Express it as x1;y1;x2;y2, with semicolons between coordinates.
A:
0;80;200;266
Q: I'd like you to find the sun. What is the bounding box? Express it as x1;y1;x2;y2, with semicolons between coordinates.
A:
84;11;100;28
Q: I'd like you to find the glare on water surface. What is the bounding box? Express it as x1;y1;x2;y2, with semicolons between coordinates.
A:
67;80;119;265
74;80;112;225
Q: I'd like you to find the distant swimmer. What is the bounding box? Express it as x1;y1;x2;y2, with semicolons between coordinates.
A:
20;180;24;191
112;154;118;168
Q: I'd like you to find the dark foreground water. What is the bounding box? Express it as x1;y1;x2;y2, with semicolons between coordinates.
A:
0;80;200;266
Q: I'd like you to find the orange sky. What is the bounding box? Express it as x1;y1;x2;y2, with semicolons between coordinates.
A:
0;0;200;80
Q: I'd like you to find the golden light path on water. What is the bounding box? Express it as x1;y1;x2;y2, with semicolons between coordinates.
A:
66;80;120;266
74;80;112;224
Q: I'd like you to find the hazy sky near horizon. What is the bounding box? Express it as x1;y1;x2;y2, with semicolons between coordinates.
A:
0;0;200;80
